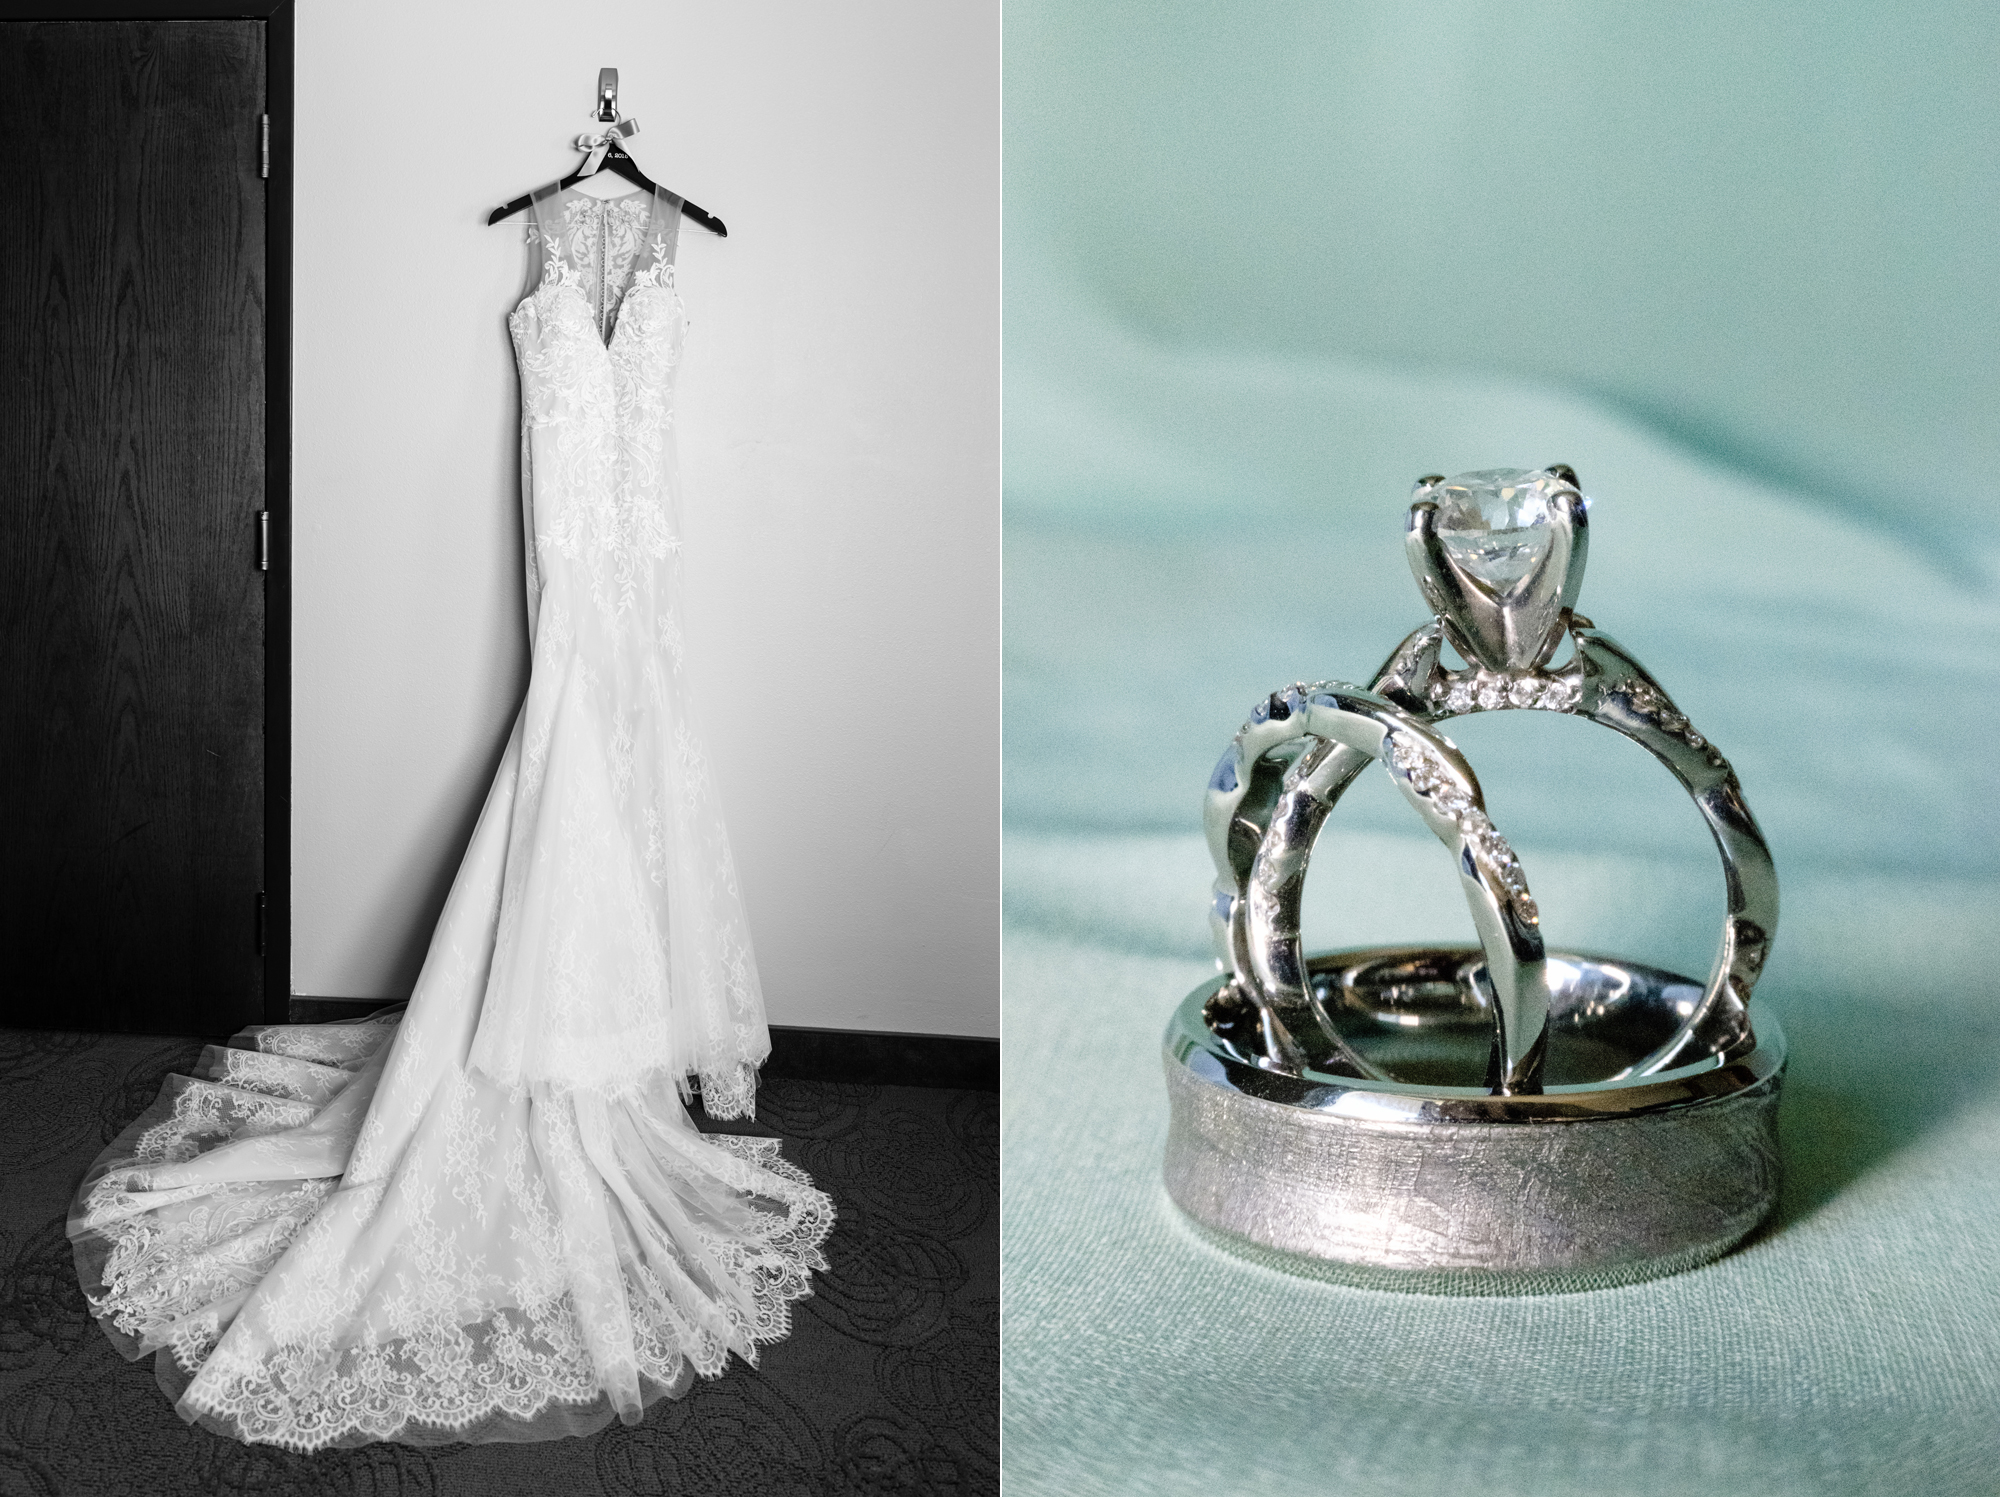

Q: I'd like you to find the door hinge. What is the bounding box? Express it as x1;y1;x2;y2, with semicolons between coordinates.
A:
260;115;270;178
257;510;270;571
256;891;267;955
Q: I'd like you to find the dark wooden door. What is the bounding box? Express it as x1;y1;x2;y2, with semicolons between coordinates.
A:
0;20;267;1036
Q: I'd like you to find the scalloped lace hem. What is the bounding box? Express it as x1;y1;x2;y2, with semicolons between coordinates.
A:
71;1019;833;1452
170;1138;832;1451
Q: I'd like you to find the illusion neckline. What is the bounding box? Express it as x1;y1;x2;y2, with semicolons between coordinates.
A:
554;184;653;209
533;184;673;353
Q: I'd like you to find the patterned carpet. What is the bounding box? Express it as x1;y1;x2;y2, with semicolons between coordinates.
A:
0;1027;997;1496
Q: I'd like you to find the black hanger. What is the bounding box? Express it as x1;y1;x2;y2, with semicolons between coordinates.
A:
488;69;727;238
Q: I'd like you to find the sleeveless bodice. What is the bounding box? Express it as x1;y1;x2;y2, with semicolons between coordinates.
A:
507;186;687;635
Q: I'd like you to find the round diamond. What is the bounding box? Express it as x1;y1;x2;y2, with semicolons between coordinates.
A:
1429;468;1567;590
1508;678;1539;707
1475;677;1506;710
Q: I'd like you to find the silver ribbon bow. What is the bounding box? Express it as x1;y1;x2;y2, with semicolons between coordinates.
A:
574;116;640;176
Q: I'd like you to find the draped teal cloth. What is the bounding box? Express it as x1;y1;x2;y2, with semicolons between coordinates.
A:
1001;4;2000;1492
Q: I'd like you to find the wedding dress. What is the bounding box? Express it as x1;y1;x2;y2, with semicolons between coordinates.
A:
66;183;833;1450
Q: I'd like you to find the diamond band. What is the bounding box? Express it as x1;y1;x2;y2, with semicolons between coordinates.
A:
1428;665;1584;715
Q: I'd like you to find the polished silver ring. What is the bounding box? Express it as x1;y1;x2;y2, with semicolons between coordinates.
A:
1204;680;1551;1094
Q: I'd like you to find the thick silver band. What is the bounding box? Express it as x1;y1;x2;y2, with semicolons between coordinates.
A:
1162;947;1786;1291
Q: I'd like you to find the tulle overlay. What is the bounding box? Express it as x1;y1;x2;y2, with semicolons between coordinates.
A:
67;184;833;1449
70;1011;832;1449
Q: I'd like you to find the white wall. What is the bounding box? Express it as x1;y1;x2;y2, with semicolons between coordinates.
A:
291;0;999;1037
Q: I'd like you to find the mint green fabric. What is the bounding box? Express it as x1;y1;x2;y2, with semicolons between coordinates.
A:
1002;4;2000;1492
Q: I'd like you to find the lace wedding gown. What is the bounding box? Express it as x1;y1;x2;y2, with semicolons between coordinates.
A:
66;184;833;1450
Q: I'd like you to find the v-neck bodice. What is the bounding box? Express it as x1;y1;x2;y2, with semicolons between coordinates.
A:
505;179;690;644
521;182;679;346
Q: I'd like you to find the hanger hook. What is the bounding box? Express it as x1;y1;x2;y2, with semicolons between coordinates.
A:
597;67;618;122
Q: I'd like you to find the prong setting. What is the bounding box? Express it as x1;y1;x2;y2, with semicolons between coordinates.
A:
1406;467;1583;675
